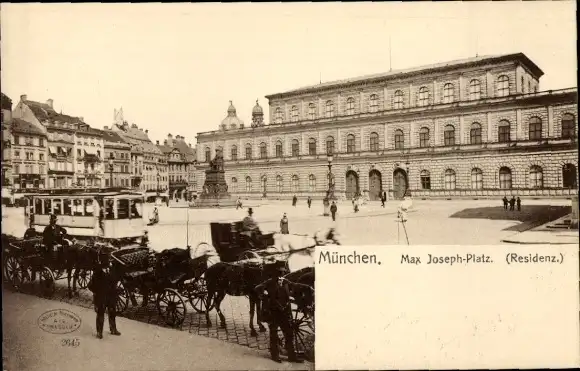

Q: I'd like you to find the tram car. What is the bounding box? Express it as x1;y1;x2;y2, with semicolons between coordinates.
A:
23;188;147;247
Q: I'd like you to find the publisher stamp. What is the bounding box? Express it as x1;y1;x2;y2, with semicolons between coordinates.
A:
37;309;82;335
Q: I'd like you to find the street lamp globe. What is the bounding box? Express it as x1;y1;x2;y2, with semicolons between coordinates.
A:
327;154;333;164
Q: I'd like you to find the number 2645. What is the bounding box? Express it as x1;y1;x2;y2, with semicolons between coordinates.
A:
61;338;80;347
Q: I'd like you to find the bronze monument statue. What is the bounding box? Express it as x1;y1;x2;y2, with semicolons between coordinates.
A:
194;149;236;208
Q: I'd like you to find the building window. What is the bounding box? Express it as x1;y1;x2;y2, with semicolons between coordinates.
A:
529;165;543;188
369;132;379;152
231;177;238;193
393;90;404;109
369;94;379;113
346;97;355;115
259;143;267;159
562;164;577;188
308;138;316;155
39;138;44;147
444;125;455;146
470;123;482;144
394;129;404;149
308;174;316;192
245;144;252;159
326;136;335;155
521;76;525;93
205;148;210;162
275;108;283;124
276;175;283;193
245;176;252;192
290;106;299;122
346;134;355;153
442;83;454;104
497;75;510;97
275;141;283;157
417;87;430;107
420;170;431;190
308;103;316;120
325;100;335;118
231;145;238;161
561;113;576;139
444;169;456;190
291;139;299;157
471;168;483;189
498;120;511;143
291;175;299;193
39;154;44;161
499;167;512;189
529;117;542;140
419;127;430;148
469;79;482;100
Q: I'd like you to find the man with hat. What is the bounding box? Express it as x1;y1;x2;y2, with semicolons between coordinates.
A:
88;251;121;339
42;214;68;257
280;213;289;234
242;208;262;249
255;261;310;363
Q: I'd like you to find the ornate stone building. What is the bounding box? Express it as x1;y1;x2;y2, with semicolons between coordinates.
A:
156;134;196;201
198;53;577;200
100;127;132;188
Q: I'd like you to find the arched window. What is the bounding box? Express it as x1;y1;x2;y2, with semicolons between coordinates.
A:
291;139;300;157
499;167;512;189
346;134;355;153
261;175;267;192
470;123;482;144
308;138;317;155
308;103;316;120
471;168;483;189
325;100;335;118
498;120;511;143
418;87;430;107
561;113;576;139
497;75;510;97
529;165;543;188
444;169;456;190
443;83;454;104
394;129;404;149
393;90;404;109
444;125;455;146
346;97;355;115
230;145;238;161
326;136;335;155
276;175;283;193
419;127;430;148
230;177;238;193
204;147;211;162
274;107;283;124
308;174;316;192
245;176;252;192
245;144;252;159
420;170;431;190
291;175;299;193
275;141;283;158
562;164;577;188
290;106;299;122
529;117;542;140
259;142;267;159
469;79;482;100
369;94;379;113
369;132;379;152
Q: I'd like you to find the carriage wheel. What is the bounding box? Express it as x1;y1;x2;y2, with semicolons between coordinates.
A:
115;281;129;314
38;267;56;298
156;288;187;327
237;250;261;262
4;256;24;289
187;276;214;313
291;303;315;361
76;269;92;289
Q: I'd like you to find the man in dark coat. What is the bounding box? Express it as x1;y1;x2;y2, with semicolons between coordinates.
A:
509;196;516;211
381;191;386;208
292;195;297;207
255;263;309;363
516;197;521;211
307;196;312;209
330;201;338;221
42;214;68;256
502;196;508;210
88;252;121;339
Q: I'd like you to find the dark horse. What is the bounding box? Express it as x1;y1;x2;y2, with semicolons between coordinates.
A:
204;259;289;336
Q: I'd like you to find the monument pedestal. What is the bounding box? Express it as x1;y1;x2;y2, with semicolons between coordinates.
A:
191;152;237;208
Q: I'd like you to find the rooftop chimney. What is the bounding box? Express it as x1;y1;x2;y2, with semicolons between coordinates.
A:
156;140;159;145
131;123;138;128
104;125;109;130
164;139;168;145
189;143;192;148
46;99;53;108
20;94;27;102
79;116;84;122
145;129;148;134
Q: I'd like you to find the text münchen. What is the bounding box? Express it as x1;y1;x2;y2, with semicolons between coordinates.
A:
318;251;380;265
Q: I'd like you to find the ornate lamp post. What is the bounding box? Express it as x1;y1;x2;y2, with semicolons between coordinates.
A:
323;153;335;216
156;169;160;196
108;153;114;188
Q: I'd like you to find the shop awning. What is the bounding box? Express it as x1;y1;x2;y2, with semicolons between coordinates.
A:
48;146;57;155
84;147;98;155
48;162;55;171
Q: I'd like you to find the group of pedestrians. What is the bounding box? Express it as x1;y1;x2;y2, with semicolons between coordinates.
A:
502;196;522;211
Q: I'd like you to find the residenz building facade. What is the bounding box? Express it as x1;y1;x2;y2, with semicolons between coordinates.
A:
195;53;578;200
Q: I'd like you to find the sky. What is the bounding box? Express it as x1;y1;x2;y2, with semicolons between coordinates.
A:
1;2;576;147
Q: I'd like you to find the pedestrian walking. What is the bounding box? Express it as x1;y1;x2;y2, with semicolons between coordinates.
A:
330;201;338;221
280;213;289;234
509;196;516;211
140;230;149;247
88;252;121;339
292;195;297;207
516;197;521;211
236;197;243;210
307;196;312;209
502;196;508;210
381;191;386;208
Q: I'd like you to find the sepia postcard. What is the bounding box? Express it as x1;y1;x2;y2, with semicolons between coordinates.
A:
1;2;578;370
